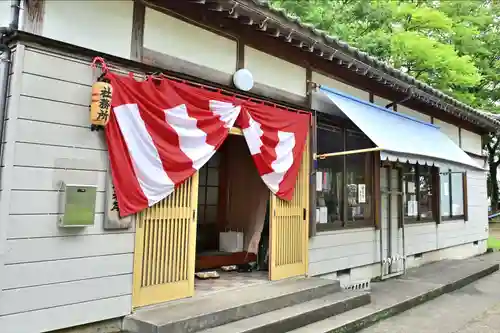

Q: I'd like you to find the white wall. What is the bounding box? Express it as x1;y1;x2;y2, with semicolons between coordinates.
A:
373;95;394;110
397;104;432;123
246;47;307;97
0;45;134;333
312;71;369;101
434;119;460;146
42;0;134;59
308;228;379;277
0;45;19;331
144;7;237;75
0;1;11;27
461;128;483;155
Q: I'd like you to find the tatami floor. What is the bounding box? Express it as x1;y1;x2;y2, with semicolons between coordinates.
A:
195;271;269;297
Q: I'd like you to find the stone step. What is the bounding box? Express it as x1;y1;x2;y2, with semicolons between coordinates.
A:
123;277;341;333
199;291;370;333
289;259;499;333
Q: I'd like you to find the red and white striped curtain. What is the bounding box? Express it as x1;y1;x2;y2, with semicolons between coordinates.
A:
104;73;310;217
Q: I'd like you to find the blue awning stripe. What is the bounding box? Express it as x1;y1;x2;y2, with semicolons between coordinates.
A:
318;86;482;170
318;85;438;129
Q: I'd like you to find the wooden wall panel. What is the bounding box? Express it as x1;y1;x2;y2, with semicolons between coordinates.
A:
0;47;134;333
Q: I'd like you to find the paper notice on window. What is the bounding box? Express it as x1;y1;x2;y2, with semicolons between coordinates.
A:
443;182;449;196
358;184;366;203
316;208;320;223
407;182;416;193
407;201;414;216
316;171;323;191
319;207;328;224
412;201;419;217
408;201;418;217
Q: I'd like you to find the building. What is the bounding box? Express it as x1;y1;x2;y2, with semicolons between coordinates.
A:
0;1;497;332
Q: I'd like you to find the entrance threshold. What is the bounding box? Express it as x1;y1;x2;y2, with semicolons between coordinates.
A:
195;270;269;297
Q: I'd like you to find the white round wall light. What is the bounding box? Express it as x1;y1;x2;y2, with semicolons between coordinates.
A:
233;68;254;91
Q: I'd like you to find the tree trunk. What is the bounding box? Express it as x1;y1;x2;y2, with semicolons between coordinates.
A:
490;162;499;211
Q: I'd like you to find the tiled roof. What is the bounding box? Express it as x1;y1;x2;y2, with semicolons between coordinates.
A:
231;0;500;132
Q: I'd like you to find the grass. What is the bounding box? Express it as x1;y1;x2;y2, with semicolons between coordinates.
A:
487;236;500;250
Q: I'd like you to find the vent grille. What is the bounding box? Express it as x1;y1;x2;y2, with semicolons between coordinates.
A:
340;280;371;291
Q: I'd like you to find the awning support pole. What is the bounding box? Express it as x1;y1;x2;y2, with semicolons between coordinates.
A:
314;147;383;160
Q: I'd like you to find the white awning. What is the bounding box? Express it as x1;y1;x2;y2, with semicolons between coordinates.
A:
319;86;484;171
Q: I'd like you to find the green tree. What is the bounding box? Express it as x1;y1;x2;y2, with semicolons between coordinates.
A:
269;0;499;112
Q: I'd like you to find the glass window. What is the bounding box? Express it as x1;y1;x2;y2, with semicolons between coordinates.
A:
316;125;344;229
440;171;466;219
316;124;374;231
418;166;433;219
197;151;220;225
451;173;464;216
345;131;373;223
403;165;417;218
403;165;435;222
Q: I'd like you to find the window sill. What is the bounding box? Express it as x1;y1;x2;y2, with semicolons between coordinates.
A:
404;218;436;225
440;216;466;223
316;220;375;233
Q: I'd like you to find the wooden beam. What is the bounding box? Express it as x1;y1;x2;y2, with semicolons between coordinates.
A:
131;0;146;61
433;167;441;224
463;172;469;222
306;67;317;238
237;40;245;70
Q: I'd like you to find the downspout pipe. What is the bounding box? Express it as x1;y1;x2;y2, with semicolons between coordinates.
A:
0;0;21;176
0;44;12;161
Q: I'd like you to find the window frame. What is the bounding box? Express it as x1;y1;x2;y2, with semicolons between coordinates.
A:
402;164;437;224
315;122;376;232
197;153;221;226
439;170;468;222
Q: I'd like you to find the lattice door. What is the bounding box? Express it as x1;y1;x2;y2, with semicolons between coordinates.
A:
132;173;199;308
269;136;310;281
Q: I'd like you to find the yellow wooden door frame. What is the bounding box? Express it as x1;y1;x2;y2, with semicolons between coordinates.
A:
269;135;310;280
132;173;199;308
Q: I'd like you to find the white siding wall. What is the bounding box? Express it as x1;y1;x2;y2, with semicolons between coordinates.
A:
437;166;488;247
461;129;483;155
144;8;237;75
405;223;437;255
309;228;379;277
42;0;134;59
0;46;134;333
245;47;306;97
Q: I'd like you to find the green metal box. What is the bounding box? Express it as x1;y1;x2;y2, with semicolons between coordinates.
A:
59;183;97;227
